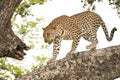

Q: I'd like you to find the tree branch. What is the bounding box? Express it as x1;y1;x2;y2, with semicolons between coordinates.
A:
0;0;28;60
15;45;120;80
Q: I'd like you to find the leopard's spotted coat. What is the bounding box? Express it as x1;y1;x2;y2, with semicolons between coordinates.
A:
43;11;117;63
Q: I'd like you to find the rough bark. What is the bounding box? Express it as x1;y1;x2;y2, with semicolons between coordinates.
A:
0;77;6;80
0;0;28;60
14;45;120;80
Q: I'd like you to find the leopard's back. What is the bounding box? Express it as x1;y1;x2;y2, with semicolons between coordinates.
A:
70;11;102;33
70;11;117;41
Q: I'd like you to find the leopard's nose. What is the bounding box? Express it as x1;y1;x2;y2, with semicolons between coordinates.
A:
44;39;47;43
45;40;47;43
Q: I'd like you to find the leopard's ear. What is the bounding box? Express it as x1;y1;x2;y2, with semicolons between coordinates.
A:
42;28;45;30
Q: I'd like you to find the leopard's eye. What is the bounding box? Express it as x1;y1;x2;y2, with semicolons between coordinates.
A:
47;33;50;36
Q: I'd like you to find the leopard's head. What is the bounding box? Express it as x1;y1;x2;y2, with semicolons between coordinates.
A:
43;24;64;44
43;15;69;44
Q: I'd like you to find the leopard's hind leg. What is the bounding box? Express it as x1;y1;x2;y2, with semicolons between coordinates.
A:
83;29;98;50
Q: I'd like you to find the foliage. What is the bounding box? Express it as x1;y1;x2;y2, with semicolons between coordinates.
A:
15;0;47;17
108;0;120;16
40;44;49;49
12;0;47;49
32;56;48;69
80;0;103;10
0;58;28;80
81;0;120;16
15;1;31;17
12;17;45;49
0;56;48;80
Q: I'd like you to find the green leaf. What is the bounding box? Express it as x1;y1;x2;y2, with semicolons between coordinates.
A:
28;21;37;27
29;0;47;5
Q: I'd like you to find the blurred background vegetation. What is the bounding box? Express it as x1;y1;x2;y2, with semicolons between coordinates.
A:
0;0;119;80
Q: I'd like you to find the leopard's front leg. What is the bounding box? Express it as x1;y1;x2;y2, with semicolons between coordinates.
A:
66;35;81;57
47;36;62;63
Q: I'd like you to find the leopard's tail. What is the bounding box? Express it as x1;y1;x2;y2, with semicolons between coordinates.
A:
101;20;117;41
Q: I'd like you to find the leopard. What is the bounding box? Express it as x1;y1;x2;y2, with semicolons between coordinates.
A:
43;11;117;63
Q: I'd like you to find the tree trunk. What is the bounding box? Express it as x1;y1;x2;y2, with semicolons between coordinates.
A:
0;0;28;60
15;45;120;80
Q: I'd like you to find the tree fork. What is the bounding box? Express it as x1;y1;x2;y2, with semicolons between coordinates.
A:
15;45;120;80
0;0;28;60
